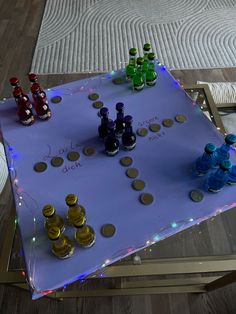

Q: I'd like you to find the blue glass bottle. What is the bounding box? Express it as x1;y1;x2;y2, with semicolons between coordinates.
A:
228;165;236;185
122;115;136;150
115;102;125;137
104;121;120;156
207;160;232;193
215;133;236;164
98;107;109;140
194;143;217;176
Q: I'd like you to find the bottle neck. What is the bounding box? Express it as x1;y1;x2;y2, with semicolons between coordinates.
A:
220;143;230;153
101;117;109;124
129;56;136;66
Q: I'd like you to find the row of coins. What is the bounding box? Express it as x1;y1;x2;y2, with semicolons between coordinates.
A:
34;147;96;173
120;156;154;205
136;114;187;137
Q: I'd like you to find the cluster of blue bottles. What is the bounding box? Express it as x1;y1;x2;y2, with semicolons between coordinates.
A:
97;103;136;156
194;133;236;192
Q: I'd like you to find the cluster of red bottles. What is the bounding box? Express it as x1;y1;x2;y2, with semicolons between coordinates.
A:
9;74;51;126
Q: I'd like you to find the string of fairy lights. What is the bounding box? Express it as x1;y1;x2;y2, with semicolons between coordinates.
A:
1;61;236;296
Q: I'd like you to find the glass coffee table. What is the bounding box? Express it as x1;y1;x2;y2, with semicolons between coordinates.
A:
1;82;236;298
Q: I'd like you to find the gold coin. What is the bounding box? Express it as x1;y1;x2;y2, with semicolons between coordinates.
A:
162;119;174;127
112;77;125;85
137;128;148;137
120;156;133;167
126;168;139;178
51;96;62;104
149;123;161;132
189;189;204;202
101;224;116;237
34;162;47;172
132;180;145;191
175;114;187;123
67;151;80;161
51;156;64;167
92;101;104;109
88;93;99;101
83;146;96;156
140;193;154;205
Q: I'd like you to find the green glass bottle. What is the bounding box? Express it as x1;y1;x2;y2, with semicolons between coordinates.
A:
148;52;156;71
132;57;144;91
142;43;152;75
125;48;137;80
146;69;157;86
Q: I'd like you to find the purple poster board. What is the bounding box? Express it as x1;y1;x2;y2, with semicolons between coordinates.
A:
0;67;236;299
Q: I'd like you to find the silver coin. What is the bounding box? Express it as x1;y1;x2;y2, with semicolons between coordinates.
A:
189;189;204;202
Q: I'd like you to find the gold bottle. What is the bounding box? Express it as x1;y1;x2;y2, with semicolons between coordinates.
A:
47;226;75;259
74;220;96;248
42;204;65;233
65;194;86;224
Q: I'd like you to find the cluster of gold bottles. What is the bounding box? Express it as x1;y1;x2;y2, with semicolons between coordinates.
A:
42;194;96;259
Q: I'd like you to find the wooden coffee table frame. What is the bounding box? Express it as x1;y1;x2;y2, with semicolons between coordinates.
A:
1;84;236;298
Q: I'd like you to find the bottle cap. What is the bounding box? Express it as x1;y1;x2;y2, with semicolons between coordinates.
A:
148;52;156;61
9;77;19;86
13;87;22;97
31;83;40;93
220;160;232;171
107;121;116;130
225;133;236;145
143;43;151;51
205;143;216;154
116;102;124;112
129;48;137;56
47;226;60;240
28;73;38;82
73;213;86;228
137;57;144;65
42;204;55;217
65;194;78;206
124;115;133;124
100;107;109;117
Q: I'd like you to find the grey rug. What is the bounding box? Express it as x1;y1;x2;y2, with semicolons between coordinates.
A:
32;0;236;74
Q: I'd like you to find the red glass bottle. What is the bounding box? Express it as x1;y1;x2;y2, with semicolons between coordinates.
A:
28;73;38;84
13;88;34;126
31;83;51;120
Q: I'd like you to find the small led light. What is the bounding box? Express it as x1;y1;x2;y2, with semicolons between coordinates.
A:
146;240;150;245
171;222;177;228
105;259;110;264
32;237;36;242
33;218;36;222
19;196;23;199
153;235;160;241
14;179;18;184
18;202;22;206
101;263;106;268
189;218;194;222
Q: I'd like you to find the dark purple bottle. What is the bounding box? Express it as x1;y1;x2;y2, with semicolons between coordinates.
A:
122;115;136;150
115;102;125;137
98;107;109;140
105;121;120;156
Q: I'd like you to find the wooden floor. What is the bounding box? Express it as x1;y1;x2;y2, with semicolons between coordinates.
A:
1;1;236;313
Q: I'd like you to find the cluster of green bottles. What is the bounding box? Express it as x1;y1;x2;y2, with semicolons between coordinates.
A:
42;194;96;259
125;43;157;91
